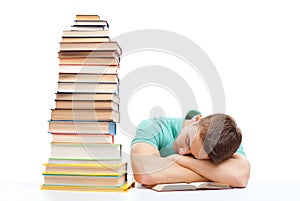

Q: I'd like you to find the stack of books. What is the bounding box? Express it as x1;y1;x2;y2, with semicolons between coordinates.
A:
42;15;133;192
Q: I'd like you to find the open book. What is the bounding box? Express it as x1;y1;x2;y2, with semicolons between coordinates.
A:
150;182;231;192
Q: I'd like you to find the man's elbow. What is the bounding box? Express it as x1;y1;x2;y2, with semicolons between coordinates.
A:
133;174;158;186
231;167;250;188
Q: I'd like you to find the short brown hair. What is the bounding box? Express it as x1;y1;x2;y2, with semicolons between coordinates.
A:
199;114;242;164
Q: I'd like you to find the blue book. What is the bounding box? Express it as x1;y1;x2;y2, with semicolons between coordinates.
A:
48;120;116;134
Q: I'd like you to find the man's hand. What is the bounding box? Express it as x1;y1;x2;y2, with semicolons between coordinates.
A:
170;153;250;187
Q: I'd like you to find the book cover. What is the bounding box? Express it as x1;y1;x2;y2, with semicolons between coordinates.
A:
61;37;111;43
55;93;120;103
43;173;126;186
62;30;109;37
48;120;116;134
59;41;122;55
51;133;115;143
57;82;119;94
50;109;120;122
41;181;134;192
58;50;119;59
76;15;100;21
59;57;119;65
50;142;122;159
43;162;127;175
55;100;119;110
48;157;123;165
58;74;119;83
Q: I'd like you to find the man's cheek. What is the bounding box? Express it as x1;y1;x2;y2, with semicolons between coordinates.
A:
173;140;179;153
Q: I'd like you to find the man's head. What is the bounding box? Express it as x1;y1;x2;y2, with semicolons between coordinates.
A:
174;113;242;164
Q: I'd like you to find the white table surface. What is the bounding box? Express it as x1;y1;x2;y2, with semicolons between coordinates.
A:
1;181;299;201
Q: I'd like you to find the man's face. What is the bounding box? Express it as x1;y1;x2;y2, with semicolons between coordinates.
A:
173;116;208;159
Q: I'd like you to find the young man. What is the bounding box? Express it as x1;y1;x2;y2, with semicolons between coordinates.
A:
130;110;250;187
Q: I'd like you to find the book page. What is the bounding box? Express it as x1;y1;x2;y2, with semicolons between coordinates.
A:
152;183;197;191
195;182;231;189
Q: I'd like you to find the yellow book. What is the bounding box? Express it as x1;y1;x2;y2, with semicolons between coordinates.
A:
41;181;134;192
43;163;127;176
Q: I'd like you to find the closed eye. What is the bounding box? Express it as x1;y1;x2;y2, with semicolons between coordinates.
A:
186;136;190;148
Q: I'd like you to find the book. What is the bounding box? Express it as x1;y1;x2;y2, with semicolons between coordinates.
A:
70;26;107;31
61;37;111;43
72;19;108;26
51;133;114;143
63;30;109;37
55;93;120;103
76;15;100;21
150;182;231;192
43;162;127;175
41;181;134;192
58;74;119;83
50;109;120;122
59;57;119;65
43;173;126;186
57;82;119;93
59;64;119;74
48;157;123;165
58;50;119;59
50;142;122;159
48;120;116;134
59;41;122;55
74;20;109;27
55;100;118;110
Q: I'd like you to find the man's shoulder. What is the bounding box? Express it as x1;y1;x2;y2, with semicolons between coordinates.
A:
137;117;183;128
132;117;182;148
135;117;183;140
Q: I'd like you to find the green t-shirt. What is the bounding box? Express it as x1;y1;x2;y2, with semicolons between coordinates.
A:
131;117;245;157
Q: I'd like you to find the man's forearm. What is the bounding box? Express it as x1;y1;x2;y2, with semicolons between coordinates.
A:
131;143;208;185
173;154;250;187
133;157;208;185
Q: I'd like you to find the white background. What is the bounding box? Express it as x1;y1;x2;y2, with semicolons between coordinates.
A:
0;0;300;185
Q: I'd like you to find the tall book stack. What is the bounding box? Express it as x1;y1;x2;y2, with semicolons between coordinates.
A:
42;15;133;192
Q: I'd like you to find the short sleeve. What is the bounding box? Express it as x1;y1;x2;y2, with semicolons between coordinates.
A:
131;118;161;149
130;117;182;157
236;144;246;157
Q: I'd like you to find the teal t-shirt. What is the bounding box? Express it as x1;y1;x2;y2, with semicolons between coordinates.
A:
131;117;245;157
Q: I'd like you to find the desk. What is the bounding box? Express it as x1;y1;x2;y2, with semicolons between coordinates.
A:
1;181;299;201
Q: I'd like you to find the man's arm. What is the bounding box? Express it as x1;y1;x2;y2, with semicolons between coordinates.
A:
131;142;209;185
170;153;250;187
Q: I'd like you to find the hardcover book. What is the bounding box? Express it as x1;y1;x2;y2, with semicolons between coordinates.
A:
57;82;119;93
55;93;120;103
58;74;119;83
55;100;119;110
59;64;119;74
50;109;120;122
50;143;122;159
48;120;116;134
43;162;127;175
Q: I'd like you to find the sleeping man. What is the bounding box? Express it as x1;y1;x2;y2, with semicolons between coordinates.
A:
130;110;250;187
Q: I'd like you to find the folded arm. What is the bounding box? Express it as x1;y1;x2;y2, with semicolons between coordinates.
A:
170;153;250;187
130;142;209;185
